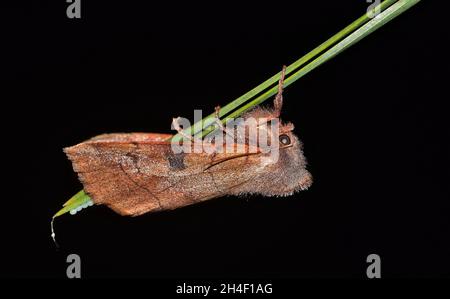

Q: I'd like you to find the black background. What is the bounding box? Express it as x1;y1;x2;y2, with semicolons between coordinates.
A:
2;0;449;280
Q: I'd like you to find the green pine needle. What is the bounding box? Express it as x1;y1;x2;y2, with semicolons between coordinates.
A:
53;190;92;218
170;0;421;141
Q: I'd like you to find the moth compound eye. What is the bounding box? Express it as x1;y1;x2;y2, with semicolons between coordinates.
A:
279;134;291;146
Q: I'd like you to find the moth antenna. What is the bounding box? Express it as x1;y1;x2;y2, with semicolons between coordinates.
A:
273;65;286;118
50;218;59;249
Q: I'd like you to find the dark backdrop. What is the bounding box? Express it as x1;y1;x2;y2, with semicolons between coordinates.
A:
2;0;448;279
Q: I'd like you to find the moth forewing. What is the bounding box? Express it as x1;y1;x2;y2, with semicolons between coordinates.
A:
63;66;312;217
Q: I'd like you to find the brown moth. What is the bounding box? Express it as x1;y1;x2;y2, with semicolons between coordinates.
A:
64;67;312;216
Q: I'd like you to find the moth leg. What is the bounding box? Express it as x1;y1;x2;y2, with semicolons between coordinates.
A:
256;65;286;127
172;117;202;142
273;65;287;118
214;106;225;131
214;106;235;139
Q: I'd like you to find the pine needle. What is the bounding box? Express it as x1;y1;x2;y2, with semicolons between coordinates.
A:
170;0;421;141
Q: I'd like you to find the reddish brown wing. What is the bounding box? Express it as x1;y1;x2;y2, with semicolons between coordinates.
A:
65;133;262;216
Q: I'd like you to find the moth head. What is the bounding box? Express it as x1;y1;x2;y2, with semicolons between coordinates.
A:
233;65;312;196
276;126;312;196
231;112;312;197
256;116;313;196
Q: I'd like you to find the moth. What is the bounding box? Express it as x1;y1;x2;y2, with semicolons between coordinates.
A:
64;67;312;217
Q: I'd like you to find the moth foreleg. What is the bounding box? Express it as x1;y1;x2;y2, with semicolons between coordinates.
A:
214;106;235;140
273;65;287;118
